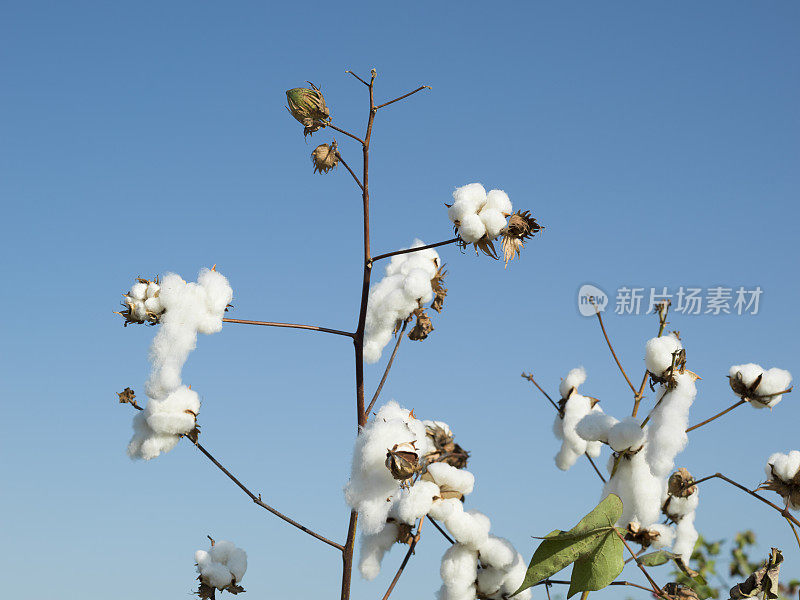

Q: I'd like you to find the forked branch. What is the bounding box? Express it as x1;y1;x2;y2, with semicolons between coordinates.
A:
376;85;432;110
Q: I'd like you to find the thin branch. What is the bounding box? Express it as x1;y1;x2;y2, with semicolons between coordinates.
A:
536;579;661;594
613;528;665;598
345;70;370;87
593;306;637;395
222;317;354;338
585;454;607;483
376;85;431;109
381;517;425;600
371;238;460;263
429;517;455;545
325;122;365;145
521;372;560;413
690;473;800;528
189;439;344;551
786;515;800;553
366;321;408;416
685;399;747;433
335;152;364;190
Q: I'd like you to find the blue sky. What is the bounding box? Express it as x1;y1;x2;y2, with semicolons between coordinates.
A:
1;1;798;598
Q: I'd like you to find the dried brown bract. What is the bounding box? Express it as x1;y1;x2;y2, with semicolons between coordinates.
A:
664;582;700;600
311;140;339;174
500;210;542;266
117;387;139;408
286;82;330;137
408;309;434;341
668;468;697;498
430;263;447;313
385;441;419;481
757;464;800;509
729;548;783;599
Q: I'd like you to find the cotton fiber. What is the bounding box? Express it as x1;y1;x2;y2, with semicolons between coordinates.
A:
729;364;793;408
645;371;697;479
554;368;604;470
645;334;683;378
447;183;513;244
195;540;247;590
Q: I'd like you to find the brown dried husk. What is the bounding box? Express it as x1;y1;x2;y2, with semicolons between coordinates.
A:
668;468;697;498
311;141;339;174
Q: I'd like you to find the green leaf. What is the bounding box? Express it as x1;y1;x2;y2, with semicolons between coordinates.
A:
567;529;624;598
637;550;678;567
515;494;624;594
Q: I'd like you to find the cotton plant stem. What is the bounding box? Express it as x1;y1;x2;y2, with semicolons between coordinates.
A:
189;440;344;551
785;516;800;553
685;399;747;433
593;307;637;395
381;517;426;600
613;529;666;598
690;473;800;528
376;85;431;109
429;517;455;545
222;318;354;338
365;320;409;416
336;152;364;190
521;371;606;483
580;591;590;600
536;579;661;594
371;237;460;263
325;122;365;145
345;70;370;87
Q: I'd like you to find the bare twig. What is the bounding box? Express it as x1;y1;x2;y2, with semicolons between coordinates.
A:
381;517;425;600
325;122;366;145
371;238;460;263
521;372;560;414
365;321;408;416
585;454;607;484
335;152;364;190
189;439;344;551
685;399;747;433
345;70;370;87
222;318;354;338
785;515;800;553
593;306;637;395
536;579;661;594
376;85;431;109
429;517;455;545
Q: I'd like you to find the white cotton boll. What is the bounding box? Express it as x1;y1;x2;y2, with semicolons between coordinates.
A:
440;544;479;589
457;213;487;243
608;417;645;453
559;367;587;399
586;440;603;458
766;451;800;481
227;549;247;583
145;386;200;435
737;366;793;408
146;281;160;298
554;393;595;471
484;189;512;215
649;524;676;549
477;536;516;569
358;522;399;580
203;563;233;589
130;282;148;300
438;584;478;600
667;493;700;518
429;498;462;521
209;540;235;564
404;269;433;301
500;553;529;599
645;372;697;479
127;411;181;460
645;335;683;377
197;268;233;315
363;340;384;364
576;412;618;444
477;567;505;597
144;297;162;313
444;510;491;549
555;445;583;472
478;208;507;239
133;302;147;321
450;183;487;218
395;481;440;525
427;463;475;496
673;512;698;563
604;451;663;528
195;550;211;569
730;363;765;387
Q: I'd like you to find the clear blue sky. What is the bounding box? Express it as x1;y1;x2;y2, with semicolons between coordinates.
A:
1;2;798;598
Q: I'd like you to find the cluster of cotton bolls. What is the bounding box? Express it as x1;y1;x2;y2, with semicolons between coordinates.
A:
552;367;604;471
762;451;800;511
729;363;793;409
195;540;248;591
447;183;512;244
363;240;441;364
127;268;233;460
121;278;164;324
553;334;701;561
347;402;530;600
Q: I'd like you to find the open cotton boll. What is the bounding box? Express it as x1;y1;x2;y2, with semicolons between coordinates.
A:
130;282;148;300
645;372;697;479
437;584;478;600
477;536;516;569
604;451;663;528
440;544;479;590
430;497;462;521
645;334;683;377
451;183;487;214
478;208;507;239
444;509;491;549
766;451;800;481
500;553;531;600
127;411;181;460
195;540;247;590
731;364;793;408
673;512;698;563
484;189;512;215
666;493;700;518
649;524;676;549
144;386;200;435
427;462;475;496
477;567;506;597
393;480;440;525
608;417;645;453
559;367;587;399
554;392;597;471
458;213;487;243
358;522;399;580
576;412;619;444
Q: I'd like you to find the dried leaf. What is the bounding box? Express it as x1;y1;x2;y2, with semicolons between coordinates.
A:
430;265;448;313
729;548;783;599
408;310;434;341
226;584;246;595
196;582;216;599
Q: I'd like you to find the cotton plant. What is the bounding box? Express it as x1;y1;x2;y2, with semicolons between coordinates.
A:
195;538;247;598
518;301;797;599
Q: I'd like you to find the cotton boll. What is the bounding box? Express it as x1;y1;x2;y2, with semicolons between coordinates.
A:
477;536;516;569
553;392;596;471
766;451;800;481
445;510;491;549
133;302;148;321
144;297;162;313
146;281;160;297
645;372;697;479
394;481;440;525
673;512;698;563
438;583;478;600
666;493;699;518
645;334;683;377
604;451;663;528
753;367;793;408
484;189;512;215
227;548;247;583
500;553;529;599
559;367;587;399
440;544;479;589
608;417;645;453
427;463;475;496
358;522;399;580
458;213;487;243
649;524;676;549
576;412;618;444
404;269;434;301
209;540;235;564
429;498;462;521
203;562;233;589
729;363;765;387
478;208;507;239
197;268;233;315
476;567;505;597
363;340;384;364
130;282;148;300
452;183;487;213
